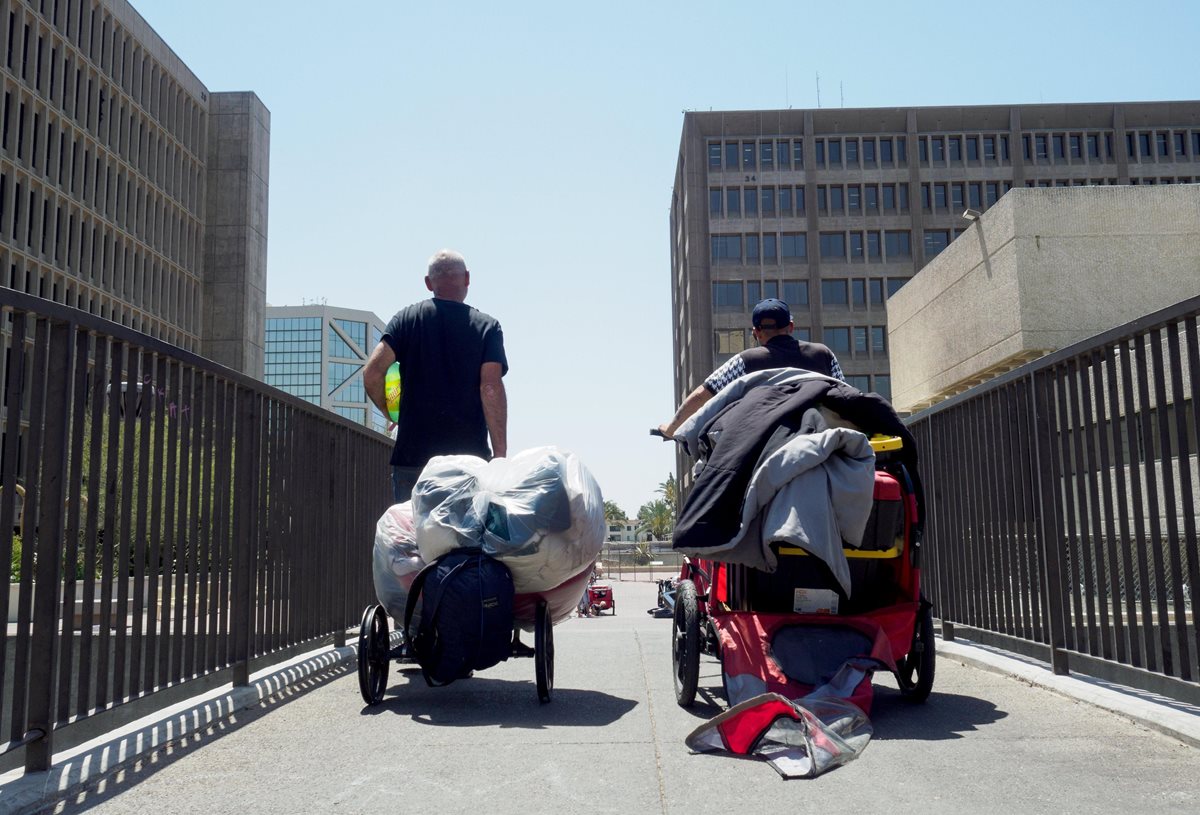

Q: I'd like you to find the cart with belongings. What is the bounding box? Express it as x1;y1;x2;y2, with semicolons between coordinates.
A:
359;447;605;705
656;368;933;777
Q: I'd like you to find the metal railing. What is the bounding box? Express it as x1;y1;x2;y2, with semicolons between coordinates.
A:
0;288;392;773
908;294;1200;705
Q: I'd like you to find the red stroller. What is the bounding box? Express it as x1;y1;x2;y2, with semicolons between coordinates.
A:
661;433;934;711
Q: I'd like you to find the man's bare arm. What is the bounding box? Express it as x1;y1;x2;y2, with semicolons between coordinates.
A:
480;361;507;458
363;341;396;420
657;384;714;438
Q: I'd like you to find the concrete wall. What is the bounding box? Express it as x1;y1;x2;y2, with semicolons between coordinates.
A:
203;92;271;377
888;185;1200;412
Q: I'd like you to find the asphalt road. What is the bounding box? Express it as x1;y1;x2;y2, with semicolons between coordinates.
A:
26;580;1200;815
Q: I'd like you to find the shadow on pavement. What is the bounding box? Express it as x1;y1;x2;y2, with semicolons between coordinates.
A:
868;688;1008;740
360;670;638;728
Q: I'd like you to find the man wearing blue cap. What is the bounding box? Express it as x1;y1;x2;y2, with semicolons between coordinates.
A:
656;298;844;438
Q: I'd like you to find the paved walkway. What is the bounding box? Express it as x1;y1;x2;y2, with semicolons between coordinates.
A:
4;580;1199;814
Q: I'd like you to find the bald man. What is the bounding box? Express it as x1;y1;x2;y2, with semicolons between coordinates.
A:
365;249;509;503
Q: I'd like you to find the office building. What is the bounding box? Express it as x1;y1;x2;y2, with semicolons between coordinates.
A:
887;184;1200;413
0;0;269;376
264;304;387;433
669;101;1200;417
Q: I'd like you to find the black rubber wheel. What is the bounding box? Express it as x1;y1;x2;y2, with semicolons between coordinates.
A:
897;602;936;702
535;600;555;704
357;604;390;705
673;579;701;707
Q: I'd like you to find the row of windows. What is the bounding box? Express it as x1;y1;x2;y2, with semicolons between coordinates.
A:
712;231;915;264
265;343;320;356
817;183;909;216
0;248;195;348
921;180;1011;212
0;175;200;332
710;185;806;218
0;161;200;279
263;372;320;386
333;318;367;351
707;136;910;172
3;0;206;157
265;318;320;331
718;324;888;357
713;276;909;314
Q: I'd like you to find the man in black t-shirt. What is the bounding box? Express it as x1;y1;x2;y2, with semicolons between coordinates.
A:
656;298;844;438
364;249;509;503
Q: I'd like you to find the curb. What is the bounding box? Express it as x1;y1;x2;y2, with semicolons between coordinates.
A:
936;637;1200;749
0;640;364;814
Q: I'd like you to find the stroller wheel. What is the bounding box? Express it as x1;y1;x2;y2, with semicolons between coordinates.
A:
672;579;701;707
357;604;390;705
898;602;936;702
535;599;555;703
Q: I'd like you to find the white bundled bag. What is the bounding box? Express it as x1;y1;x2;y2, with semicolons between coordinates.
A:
412;446;605;596
371;501;425;620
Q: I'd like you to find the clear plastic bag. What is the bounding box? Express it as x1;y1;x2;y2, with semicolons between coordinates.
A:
371;501;425;621
412;446;605;594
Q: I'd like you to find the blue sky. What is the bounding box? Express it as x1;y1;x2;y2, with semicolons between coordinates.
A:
132;0;1199;516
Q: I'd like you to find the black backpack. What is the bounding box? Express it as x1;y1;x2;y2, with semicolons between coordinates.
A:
403;548;515;687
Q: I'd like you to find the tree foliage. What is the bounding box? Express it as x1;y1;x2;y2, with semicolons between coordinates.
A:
637;499;673;541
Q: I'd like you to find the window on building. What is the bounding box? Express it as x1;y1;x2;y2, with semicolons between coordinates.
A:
1036;134;1048;160
854;326;868;354
1053;134;1065;159
820;232;846;261
880;139;893;163
795;185;806;214
709;189;721;216
710;235;741;262
726;188;741;217
863;140;875;165
966;136;979;161
882;185;895;211
725;141;738;170
864;186;878;212
847;375;870;391
845;139;858;165
1070;134;1082;159
744;187;758;216
713;281;743;312
780;233;805;260
948;136;962;162
1157;132;1169;157
743;141;756;169
824;327;850;353
777;139;791;168
715;329;746;355
779;187;792;215
822;279;849;306
951;183;964;210
795;327;812;341
918;137;928;163
986;182;999;206
793;139;804;167
874;375;891;400
898;184;909;211
931;137;944;162
746;234;759;262
983;136;996;160
883;230;911;259
869;278;884;305
897;138;908;163
1173;132;1186;157
849;232;864;261
782;279;809;307
867;231;882;260
830;186;844;213
762;187;775;216
924;230;950;257
815;139;826;167
762;234;778;261
1087;133;1100;159
828;139;842;165
969;183;982;209
1138;132;1151;159
852;278;867;307
871;326;886;355
817;185;828;214
760;141;774;169
747;280;779;303
886;278;909;297
934;183;947;209
1000;135;1009;160
848;186;861;213
708;143;721;169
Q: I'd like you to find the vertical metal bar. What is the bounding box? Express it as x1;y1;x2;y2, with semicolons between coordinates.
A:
12;317;51;745
142;354;166;693
171;364;193;684
77;335;109;714
254;397;270;657
1068;357;1102;656
26;318;76;771
97;341;126;708
1150;326;1188;678
963;399;983;629
1179;317;1200;680
1012;375;1039;641
1089;349;1123;663
1033;368;1070;674
1055;362;1084;653
995;384;1019;637
113;345;140;703
128;350;154;698
55;326;90;724
154;356;178;689
982;389;1004;634
188;369;209;678
215;380;235;668
230;387;256;685
1135;331;1170;675
0;313;28;740
333;428;349;647
1116;339;1149;668
198;373;216;672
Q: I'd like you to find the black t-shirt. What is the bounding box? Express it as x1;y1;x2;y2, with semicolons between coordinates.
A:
382;298;508;467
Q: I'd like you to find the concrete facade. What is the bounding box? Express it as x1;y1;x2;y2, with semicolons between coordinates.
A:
670;101;1200;423
264;304;387;433
887;185;1200;412
0;0;269;376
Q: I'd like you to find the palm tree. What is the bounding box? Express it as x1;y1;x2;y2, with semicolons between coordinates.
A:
603;500;627;524
657;474;678;516
637;499;674;541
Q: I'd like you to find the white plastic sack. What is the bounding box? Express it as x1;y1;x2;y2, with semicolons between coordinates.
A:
371;501;425;621
412;446;605;595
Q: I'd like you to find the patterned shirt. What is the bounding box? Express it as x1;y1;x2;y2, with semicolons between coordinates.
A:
703;336;845;394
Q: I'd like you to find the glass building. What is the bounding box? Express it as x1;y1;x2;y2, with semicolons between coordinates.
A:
264;304;387;433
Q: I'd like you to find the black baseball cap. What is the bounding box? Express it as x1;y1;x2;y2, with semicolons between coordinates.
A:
752;298;792;328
